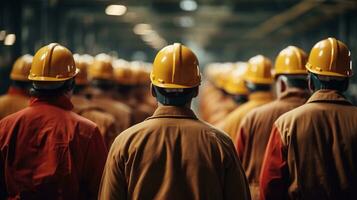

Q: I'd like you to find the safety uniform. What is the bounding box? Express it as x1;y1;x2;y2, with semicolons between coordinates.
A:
99;106;250;200
236;46;309;200
0;43;108;199
71;95;117;148
0;87;29;120
0;95;107;199
220;91;273;140
237;88;309;199
260;90;357;200
99;43;251;200
260;38;356;200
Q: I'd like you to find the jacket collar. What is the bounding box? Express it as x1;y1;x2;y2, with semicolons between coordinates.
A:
147;105;198;120
306;89;352;105
248;91;273;101
7;86;29;97
29;94;74;110
278;88;310;101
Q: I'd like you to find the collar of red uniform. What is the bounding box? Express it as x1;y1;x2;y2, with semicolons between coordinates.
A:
278;88;310;101
29;94;74;110
7;86;28;97
147;105;198;120
248;91;273;101
306;89;352;105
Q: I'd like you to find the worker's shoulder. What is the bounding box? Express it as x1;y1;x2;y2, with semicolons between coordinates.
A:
116;117;232;144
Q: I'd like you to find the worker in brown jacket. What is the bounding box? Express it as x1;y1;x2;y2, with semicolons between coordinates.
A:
113;61;154;124
85;54;133;146
0;43;107;199
0;55;32;119
213;62;249;127
99;43;251;200
71;54;117;148
237;46;310;200
260;38;357;200
219;55;274;141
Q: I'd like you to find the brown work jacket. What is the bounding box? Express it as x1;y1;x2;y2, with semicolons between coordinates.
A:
220;91;274;141
237;88;309;200
85;87;132;132
0;95;107;199
115;95;155;124
260;89;357;200
0;87;29;120
72;95;117;148
99;106;251;200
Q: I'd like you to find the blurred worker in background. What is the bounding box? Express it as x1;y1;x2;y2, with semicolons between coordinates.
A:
219;55;274;141
214;62;249;126
0;43;107;199
0;55;32;119
202;63;246;125
237;46;310;200
113;60;155;124
260;38;357;200
99;43;251;200
71;54;117;148
86;54;133;146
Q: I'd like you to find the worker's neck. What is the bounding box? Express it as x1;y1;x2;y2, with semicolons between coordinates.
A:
158;101;192;109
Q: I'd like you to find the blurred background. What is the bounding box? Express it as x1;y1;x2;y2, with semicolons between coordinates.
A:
1;0;356;98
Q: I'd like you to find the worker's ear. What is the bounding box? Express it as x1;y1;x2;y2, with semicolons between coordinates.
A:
280;79;286;93
150;84;157;97
308;74;315;92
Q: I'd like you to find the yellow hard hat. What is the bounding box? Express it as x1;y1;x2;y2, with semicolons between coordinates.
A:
151;43;201;88
274;46;308;78
73;55;89;85
306;37;352;77
215;63;235;89
245;55;273;84
29;43;78;81
89;54;113;80
224;62;249;95
113;59;135;85
10;54;33;81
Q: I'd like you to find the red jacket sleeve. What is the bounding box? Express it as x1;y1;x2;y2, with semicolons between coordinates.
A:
83;127;108;199
259;125;289;200
236;127;246;161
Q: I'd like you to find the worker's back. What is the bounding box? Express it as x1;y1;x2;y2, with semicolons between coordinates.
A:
0;95;107;199
99;106;250;200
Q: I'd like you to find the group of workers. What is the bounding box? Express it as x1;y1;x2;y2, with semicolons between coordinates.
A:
0;37;355;200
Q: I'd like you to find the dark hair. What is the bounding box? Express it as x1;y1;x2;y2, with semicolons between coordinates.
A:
309;73;349;92
152;85;197;106
11;80;32;91
30;79;75;97
73;84;87;95
231;94;248;104
117;84;134;95
278;75;308;89
245;81;271;92
91;79;114;91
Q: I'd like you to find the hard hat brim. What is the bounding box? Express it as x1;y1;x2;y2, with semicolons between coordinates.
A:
28;68;80;81
151;81;200;89
306;63;353;78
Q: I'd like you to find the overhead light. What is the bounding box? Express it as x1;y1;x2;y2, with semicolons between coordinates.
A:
180;0;198;11
105;5;127;16
133;24;153;35
0;30;6;41
4;34;16;46
178;16;195;27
